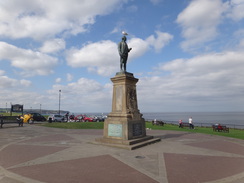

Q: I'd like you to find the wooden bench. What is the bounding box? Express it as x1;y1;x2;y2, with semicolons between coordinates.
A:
179;122;195;129
0;116;23;128
212;125;229;133
181;122;190;127
152;120;164;126
179;122;190;127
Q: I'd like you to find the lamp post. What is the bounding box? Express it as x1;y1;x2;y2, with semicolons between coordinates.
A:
58;90;61;115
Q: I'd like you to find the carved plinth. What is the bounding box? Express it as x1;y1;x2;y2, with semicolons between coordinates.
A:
95;72;160;150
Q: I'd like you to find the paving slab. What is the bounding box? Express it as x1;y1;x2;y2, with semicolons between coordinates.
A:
0;124;244;183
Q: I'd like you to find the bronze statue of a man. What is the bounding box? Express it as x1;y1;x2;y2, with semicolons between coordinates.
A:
118;36;132;72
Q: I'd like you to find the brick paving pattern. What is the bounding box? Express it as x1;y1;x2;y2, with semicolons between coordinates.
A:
0;124;244;183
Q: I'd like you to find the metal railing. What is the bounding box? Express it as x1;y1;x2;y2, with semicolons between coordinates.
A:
146;119;244;130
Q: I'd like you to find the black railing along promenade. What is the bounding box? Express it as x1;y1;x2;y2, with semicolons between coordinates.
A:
146;119;244;130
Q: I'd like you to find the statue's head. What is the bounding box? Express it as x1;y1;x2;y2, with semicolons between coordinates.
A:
122;36;127;41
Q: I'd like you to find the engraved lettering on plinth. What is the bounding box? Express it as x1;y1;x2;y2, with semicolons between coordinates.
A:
132;123;143;136
108;124;122;137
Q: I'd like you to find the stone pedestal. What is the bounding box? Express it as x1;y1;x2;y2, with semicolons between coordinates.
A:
96;72;160;150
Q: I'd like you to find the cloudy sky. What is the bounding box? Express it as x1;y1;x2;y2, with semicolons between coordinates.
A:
0;0;244;113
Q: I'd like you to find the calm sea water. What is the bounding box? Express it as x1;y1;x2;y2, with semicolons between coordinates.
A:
142;112;244;129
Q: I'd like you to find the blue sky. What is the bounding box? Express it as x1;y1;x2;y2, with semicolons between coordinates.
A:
0;0;244;113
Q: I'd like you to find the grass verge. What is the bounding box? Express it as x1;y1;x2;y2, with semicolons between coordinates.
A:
146;122;244;140
41;121;244;140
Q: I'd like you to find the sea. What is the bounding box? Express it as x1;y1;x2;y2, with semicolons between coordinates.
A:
81;111;244;129
141;111;244;129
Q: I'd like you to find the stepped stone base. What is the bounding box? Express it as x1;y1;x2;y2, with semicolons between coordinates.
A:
95;136;161;150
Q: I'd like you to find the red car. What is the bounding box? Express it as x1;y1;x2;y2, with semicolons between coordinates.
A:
74;115;94;122
74;115;84;122
83;116;94;122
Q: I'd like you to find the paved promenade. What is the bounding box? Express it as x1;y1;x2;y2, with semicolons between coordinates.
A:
0;123;244;183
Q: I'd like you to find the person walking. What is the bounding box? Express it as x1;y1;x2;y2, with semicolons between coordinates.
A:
179;119;183;128
153;119;157;125
65;112;69;122
189;117;194;129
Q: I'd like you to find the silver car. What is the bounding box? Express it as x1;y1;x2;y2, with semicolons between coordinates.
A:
48;114;64;122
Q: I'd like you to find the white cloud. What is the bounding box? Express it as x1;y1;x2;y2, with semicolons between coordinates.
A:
0;76;18;88
66;40;118;76
177;0;226;52
0;0;127;40
110;21;126;35
177;0;244;53
137;50;244;111
110;27;120;34
129;31;173;55
127;38;149;59
239;39;244;48
226;0;244;21
146;31;173;52
0;75;31;88
232;29;244;49
0;89;45;109
47;78;112;112
66;73;73;82
20;79;32;87
55;78;62;83
48;78;103;95
39;39;66;53
66;31;173;76
0;70;5;75
0;42;58;76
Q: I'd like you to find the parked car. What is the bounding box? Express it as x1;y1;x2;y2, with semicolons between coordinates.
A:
48;114;64;122
93;115;105;122
74;115;84;122
82;115;94;122
29;113;46;122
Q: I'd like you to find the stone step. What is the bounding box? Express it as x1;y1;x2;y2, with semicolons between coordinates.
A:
129;137;161;150
94;136;161;150
125;136;154;145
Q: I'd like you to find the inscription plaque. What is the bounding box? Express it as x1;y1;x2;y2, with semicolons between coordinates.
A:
108;124;122;137
133;123;142;136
